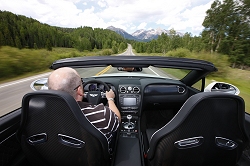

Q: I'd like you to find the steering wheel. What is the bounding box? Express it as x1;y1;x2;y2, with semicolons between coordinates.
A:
82;80;110;105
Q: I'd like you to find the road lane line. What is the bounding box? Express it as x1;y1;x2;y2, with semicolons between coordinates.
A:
95;66;111;76
148;67;160;76
0;72;51;89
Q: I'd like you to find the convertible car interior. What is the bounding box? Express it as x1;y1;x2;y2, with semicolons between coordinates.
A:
1;55;250;166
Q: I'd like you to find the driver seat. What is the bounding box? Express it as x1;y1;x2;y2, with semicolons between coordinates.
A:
17;90;110;166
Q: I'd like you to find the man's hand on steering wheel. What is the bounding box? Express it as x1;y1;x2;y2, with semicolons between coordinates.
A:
106;89;115;101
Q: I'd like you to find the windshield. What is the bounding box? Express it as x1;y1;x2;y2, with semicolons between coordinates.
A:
74;66;190;80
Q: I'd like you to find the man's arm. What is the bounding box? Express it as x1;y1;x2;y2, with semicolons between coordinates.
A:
106;89;121;122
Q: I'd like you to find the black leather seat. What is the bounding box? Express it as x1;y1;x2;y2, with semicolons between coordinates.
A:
146;92;249;166
17;90;110;166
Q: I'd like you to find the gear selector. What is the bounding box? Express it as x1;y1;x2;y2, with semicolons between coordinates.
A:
123;114;135;130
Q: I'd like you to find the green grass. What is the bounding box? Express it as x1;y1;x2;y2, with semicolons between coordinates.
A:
0;46;122;84
0;46;117;82
162;68;189;80
210;68;250;114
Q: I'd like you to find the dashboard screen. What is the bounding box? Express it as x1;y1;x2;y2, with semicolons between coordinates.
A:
123;98;136;106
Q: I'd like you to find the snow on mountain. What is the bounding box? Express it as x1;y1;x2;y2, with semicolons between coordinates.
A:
132;29;146;36
106;26;183;41
132;28;170;41
106;26;138;41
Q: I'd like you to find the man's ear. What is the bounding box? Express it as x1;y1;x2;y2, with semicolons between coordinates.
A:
77;86;84;96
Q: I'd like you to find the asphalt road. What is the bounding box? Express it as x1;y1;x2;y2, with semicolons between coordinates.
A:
0;45;170;117
0;73;52;116
119;44;134;55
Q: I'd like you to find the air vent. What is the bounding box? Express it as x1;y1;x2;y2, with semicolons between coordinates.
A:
120;86;126;93
178;86;185;93
133;86;140;93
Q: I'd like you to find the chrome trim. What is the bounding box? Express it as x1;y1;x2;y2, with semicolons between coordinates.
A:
177;86;185;93
174;136;204;149
123;122;135;130
58;134;85;148
84;92;106;98
90;94;98;97
133;86;140;93
27;133;47;145
120;86;126;93
215;137;238;150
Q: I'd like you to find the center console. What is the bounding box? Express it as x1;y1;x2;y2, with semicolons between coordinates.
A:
118;85;141;137
114;85;142;165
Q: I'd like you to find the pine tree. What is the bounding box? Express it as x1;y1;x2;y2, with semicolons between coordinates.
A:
0;31;5;46
46;39;52;51
15;36;22;49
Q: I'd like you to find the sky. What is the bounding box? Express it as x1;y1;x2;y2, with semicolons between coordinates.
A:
0;0;214;36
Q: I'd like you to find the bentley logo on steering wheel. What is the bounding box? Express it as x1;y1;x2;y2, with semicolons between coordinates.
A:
90;94;98;97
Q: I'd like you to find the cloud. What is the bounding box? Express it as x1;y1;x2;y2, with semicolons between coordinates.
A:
155;0;213;35
97;0;106;7
0;0;214;35
0;0;82;27
77;6;108;28
137;22;147;30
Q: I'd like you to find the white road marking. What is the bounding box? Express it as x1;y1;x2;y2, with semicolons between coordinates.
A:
148;67;160;76
0;72;51;89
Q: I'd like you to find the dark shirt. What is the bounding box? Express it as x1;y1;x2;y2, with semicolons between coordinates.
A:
77;101;120;144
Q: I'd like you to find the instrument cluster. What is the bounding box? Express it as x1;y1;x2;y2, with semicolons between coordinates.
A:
84;83;115;92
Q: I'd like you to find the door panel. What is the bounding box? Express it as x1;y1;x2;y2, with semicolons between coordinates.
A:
238;113;250;166
0;109;27;166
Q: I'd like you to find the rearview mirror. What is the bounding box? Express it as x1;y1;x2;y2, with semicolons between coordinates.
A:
204;82;240;95
30;78;48;91
117;67;142;72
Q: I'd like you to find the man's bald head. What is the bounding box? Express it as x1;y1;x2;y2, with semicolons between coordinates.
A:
48;67;82;99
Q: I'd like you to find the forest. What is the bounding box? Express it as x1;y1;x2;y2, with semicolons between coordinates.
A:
132;0;250;69
0;0;249;70
0;10;127;53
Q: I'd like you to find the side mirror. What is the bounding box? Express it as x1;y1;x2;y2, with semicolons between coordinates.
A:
204;82;240;95
30;78;48;91
117;67;123;71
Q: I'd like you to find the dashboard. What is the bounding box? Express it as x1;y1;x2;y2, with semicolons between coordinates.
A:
82;76;190;116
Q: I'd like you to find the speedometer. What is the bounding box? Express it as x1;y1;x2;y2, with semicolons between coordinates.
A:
89;84;97;91
98;84;105;92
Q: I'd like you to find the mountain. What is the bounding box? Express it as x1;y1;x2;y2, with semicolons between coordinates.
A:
106;26;138;41
132;28;170;41
106;26;183;41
